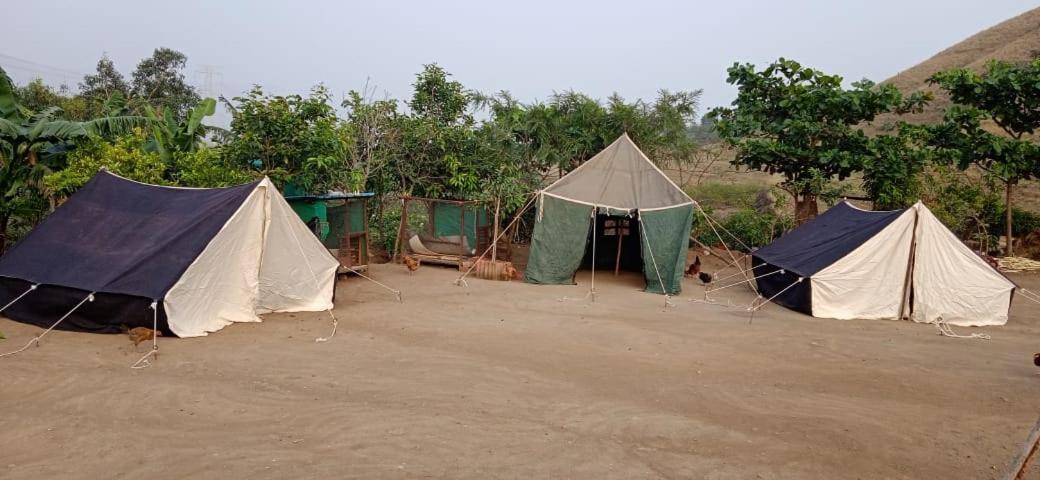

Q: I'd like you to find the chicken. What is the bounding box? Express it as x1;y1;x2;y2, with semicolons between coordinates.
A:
684;256;702;277
698;272;713;285
121;325;162;349
502;264;521;281
403;255;420;274
1034;353;1040;367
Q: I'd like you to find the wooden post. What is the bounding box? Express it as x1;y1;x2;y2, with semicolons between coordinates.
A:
459;202;466;257
343;200;353;268
491;198;500;265
361;198;370;265
1004;416;1040;480
392;198;408;264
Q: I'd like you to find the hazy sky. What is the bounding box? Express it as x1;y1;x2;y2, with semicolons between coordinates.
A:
3;0;1038;124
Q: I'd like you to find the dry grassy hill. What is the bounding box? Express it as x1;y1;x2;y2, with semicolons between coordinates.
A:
881;6;1040;126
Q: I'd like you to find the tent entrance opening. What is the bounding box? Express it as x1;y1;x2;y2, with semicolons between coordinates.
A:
581;213;643;275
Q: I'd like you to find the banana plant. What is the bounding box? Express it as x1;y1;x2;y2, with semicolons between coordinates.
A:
144;97;218;165
0;67;150;252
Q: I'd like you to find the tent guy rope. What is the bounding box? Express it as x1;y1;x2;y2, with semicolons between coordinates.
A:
639;217;675;308
130;301;160;369
0;292;95;359
695;204;752;287
0;283;37;313
933;317;991;340
708;269;783;294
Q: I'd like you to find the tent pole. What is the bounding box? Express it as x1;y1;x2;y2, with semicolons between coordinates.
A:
614;222;624;276
590;210;597;301
491;197;500;265
898;208;920;320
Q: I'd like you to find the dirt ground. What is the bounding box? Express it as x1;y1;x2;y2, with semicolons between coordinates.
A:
1;255;1039;479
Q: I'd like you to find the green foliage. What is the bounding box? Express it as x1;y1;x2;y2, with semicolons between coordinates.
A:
145;97;218;165
863;124;930;210
985;206;1040;237
686;182;762;211
919;165;1001;237
14;79;88;121
130;48;201;120
43;131;167;197
222;84;343;192
927;59;1040;253
693;207;793;252
79;54;130;116
173;148;256;188
708;58;928;220
709;58;928;189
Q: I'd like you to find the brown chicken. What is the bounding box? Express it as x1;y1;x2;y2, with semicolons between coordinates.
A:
403;255;420;274
121;325;162;349
502;264;521;281
684;256;702;277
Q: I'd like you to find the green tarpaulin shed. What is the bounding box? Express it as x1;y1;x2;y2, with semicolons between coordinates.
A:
524;134;695;294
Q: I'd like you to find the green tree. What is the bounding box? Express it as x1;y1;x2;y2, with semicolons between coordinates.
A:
130;48;200;119
708;58;928;223
928;60;1040;256
79;54;130;115
862;124;931;210
222;84;343;192
172;148;255;188
396;64;479;198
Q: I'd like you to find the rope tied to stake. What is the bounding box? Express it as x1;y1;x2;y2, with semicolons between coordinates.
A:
0;292;95;359
130;301;160;369
933;316;991;340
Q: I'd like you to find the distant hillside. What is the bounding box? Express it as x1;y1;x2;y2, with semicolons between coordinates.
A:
880;7;1040;126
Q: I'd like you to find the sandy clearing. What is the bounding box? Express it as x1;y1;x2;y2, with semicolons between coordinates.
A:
1;258;1038;479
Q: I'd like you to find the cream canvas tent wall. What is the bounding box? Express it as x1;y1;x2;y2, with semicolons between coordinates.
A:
0;171;339;337
524;134;695;294
752;201;1016;326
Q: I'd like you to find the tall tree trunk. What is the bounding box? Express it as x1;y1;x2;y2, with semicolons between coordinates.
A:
794;193;819;225
1006;181;1015;257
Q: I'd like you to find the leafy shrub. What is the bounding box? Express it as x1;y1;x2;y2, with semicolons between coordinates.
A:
173;148;256;188
693;207;793;252
44;131;167;198
983;206;1040;237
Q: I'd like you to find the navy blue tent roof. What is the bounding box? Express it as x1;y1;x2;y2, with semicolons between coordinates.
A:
0;171;260;299
753;202;906;277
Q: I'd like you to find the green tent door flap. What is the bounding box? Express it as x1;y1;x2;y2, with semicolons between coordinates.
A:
524;195;693;295
524;195;594;285
639;204;694;295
